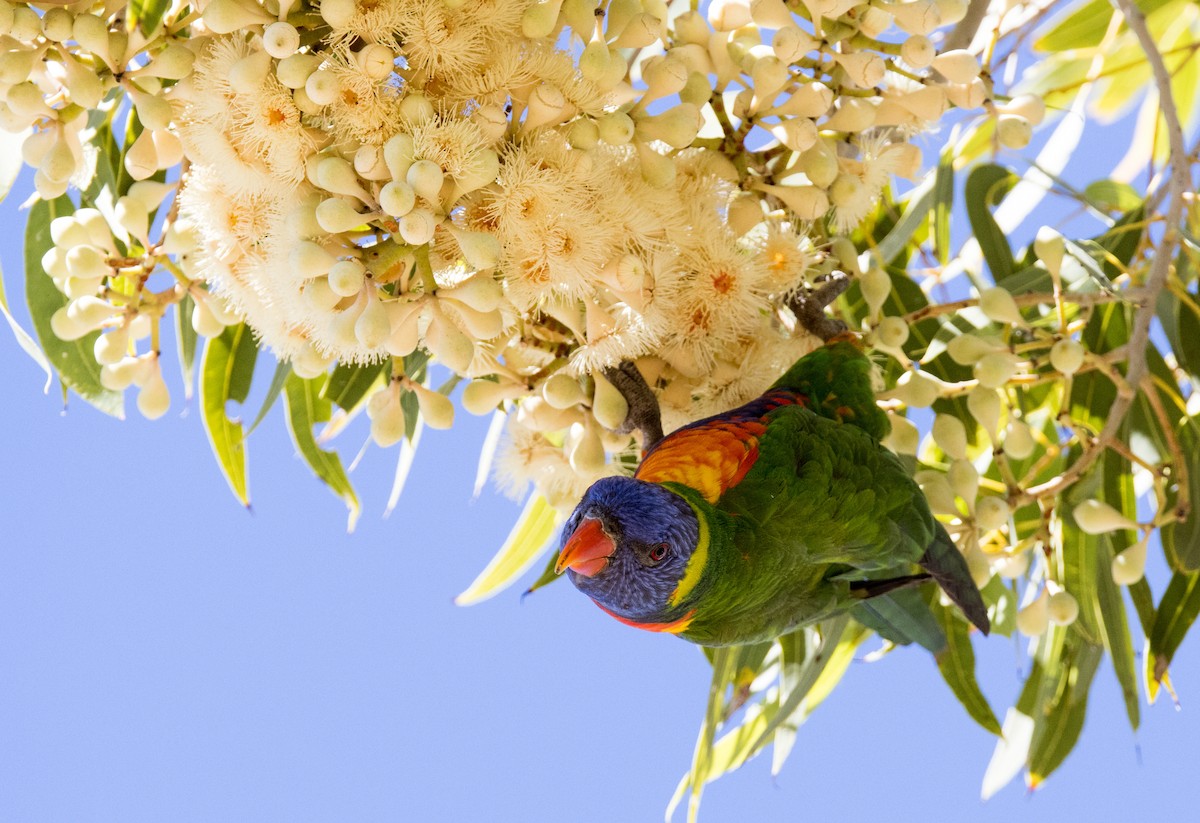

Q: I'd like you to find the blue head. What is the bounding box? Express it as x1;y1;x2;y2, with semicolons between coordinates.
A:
555;476;701;626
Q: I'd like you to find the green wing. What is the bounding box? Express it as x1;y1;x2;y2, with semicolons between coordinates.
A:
717;404;934;573
769;340;890;442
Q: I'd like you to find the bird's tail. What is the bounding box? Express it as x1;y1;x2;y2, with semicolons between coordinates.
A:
919;524;990;634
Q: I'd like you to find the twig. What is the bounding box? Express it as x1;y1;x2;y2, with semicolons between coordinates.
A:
602;361;665;449
902;288;1136;324
944;0;992;52
1142;373;1191;521
786;271;851;341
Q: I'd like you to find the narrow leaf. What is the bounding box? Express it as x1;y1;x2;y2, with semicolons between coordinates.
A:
964;164;1017;282
0;259;52;386
247;359;291;435
283;373;360;531
981;708;1035;800
934;602;1002;735
128;0;171;35
24;196;123;417
932;154;953;265
175;293;198;400
455;495;561;606
1147;571;1200;692
199;324;258;506
323;360;386;412
1027;638;1102;786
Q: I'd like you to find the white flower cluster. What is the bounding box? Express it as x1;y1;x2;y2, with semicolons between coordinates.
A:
3;0;1001;511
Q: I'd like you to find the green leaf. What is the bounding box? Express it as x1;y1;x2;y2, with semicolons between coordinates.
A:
247;359;291;435
874;174;934;264
175;293;198;400
24;196;124;417
933;601;1002;736
199;324;258;506
128;0;171;35
323;360;387;412
283;372;360;531
1083;180;1142;213
1035;0;1117;51
1027;634;1103;786
454;495;561;606
980;576;1017;637
1172;289;1200;385
1147;571;1200;697
933;154;953;265
964;164;1017;282
0;258;52;386
851;587;946;653
83;112;120;205
1162;419;1200;572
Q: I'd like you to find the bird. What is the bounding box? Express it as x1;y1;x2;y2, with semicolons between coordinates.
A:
554;336;990;648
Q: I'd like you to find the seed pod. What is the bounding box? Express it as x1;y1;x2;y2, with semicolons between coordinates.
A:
1074;499;1137;535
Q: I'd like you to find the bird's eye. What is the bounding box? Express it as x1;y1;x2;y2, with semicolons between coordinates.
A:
648;543;669;563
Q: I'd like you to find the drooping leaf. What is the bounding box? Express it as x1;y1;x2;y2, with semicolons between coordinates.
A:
851;586;946;653
455;495;561;606
1162;419;1200;572
964;164;1017;282
128;0;171;35
283;372;360;530
175;293;198;400
1027;637;1103;786
199;324;258;506
933;601;1002;736
323;360;387;412
0;259;51;386
932;154;953;265
1083;179;1142;213
247;359;291;435
24;196;124;417
1147;571;1200;697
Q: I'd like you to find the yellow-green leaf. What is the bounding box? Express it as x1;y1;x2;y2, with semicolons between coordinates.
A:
199;324;258;506
1147;571;1200;698
454;495;560;606
283;372;360;531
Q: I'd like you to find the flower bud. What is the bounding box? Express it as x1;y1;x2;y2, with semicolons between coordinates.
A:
123;131;160;181
967;386;1001;441
932;49;980;84
754;182;829;221
597;111;635;145
397;207;439;245
947;333;998;365
290;241;338;279
859;266;892;318
900;35;936;69
1034;226;1064;275
1074;499;1137;535
406;159;445;203
263;22;301;59
137;357;170;420
229;49;273;95
993;550;1029;579
93;325;130;366
543;372;586;409
997;114;1032;149
975;496;1009;531
203;0;274;33
316;197;372;233
880;413;916;456
973;351;1019;389
316;156;369;201
591;373;629;431
892;369;939;408
328;258;366;297
1016;589;1049;637
101;356;143;391
400;93;436;125
999;94;1046;126
1047;591;1079;626
463;379;513;415
523;0;564;39
1003;419;1035;460
933;413;968;460
355;294;390;349
192;299;225;338
708;0;752;30
412;383;455;429
277;53;320;89
379;181;417;218
1112;538;1148;586
948;459;978;506
979;286;1024;325
321;0;357;27
1050;338;1085;375
424;308;475;373
367;390;407;447
305;69;340;106
303;277;341;312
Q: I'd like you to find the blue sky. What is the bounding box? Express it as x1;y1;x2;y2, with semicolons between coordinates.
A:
2;71;1199;823
2;205;1198;822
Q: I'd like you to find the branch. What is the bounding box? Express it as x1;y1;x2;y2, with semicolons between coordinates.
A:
943;0;992;52
602;361;665;449
786;271;851;341
1015;0;1191;505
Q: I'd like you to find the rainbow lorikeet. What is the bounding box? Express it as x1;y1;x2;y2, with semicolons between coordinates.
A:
555;338;990;648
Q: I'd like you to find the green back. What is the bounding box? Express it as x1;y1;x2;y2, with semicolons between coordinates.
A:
769;339;890;442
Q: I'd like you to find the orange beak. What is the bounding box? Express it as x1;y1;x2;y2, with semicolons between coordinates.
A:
555;517;615;578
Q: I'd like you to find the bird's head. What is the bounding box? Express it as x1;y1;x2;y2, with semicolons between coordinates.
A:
555;476;703;631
